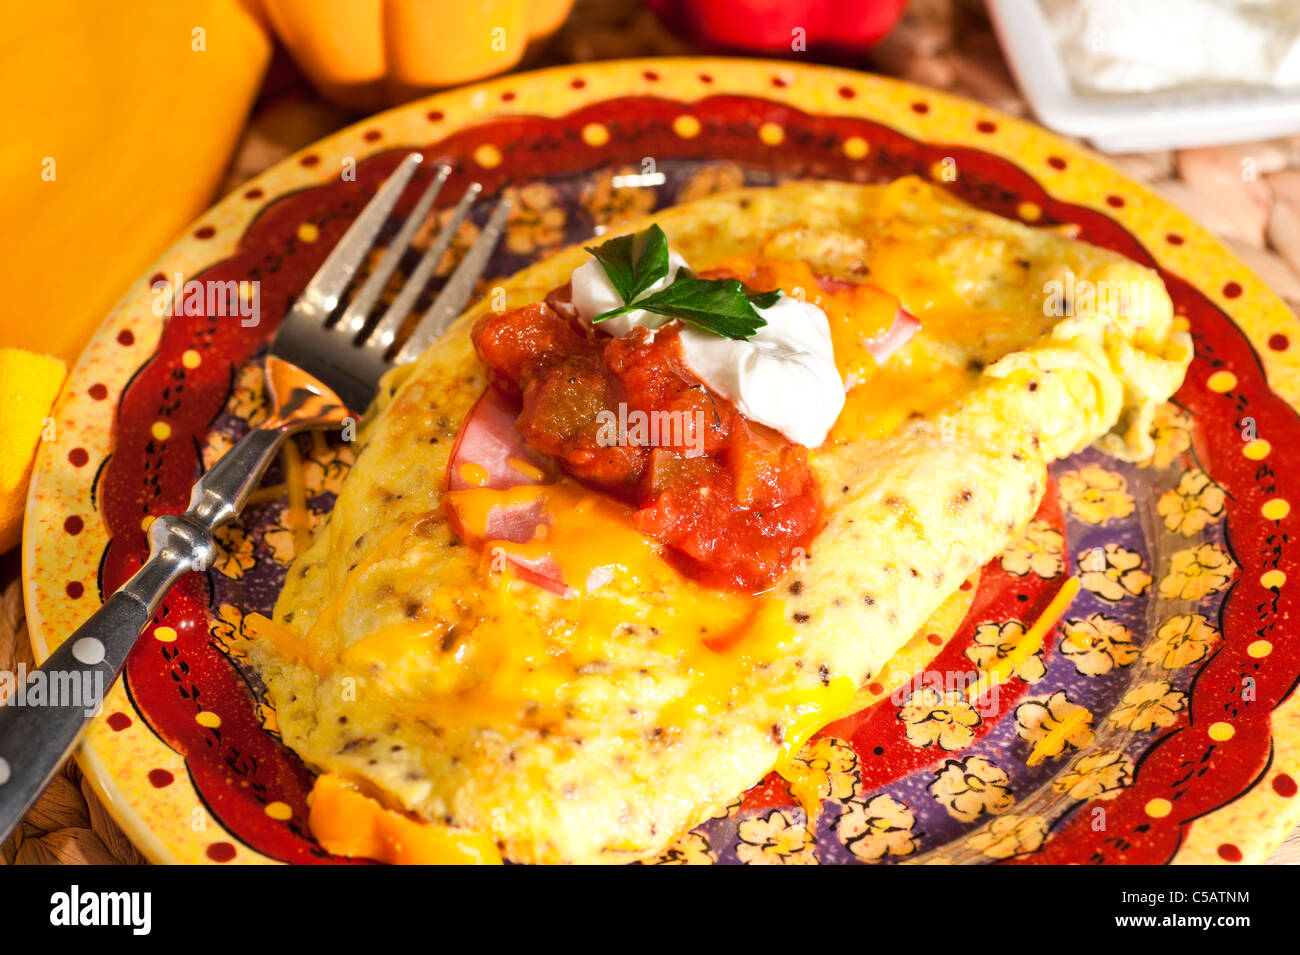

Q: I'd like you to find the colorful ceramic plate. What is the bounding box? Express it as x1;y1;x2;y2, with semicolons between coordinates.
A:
23;58;1300;865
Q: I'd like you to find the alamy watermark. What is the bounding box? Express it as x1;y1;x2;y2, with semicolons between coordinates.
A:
1043;268;1153;321
151;273;260;327
49;885;151;935
595;403;707;455
891;668;1001;718
0;664;104;717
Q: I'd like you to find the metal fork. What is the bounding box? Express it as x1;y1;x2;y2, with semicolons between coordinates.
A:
0;152;510;840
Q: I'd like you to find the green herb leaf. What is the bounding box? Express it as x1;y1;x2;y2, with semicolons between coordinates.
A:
593;270;776;341
584;224;671;305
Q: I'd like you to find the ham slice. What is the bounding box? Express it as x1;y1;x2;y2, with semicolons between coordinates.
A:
813;274;921;367
863;306;920;366
444;388;569;596
446;387;556;492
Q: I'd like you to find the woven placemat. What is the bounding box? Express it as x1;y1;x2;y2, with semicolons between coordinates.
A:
5;0;1299;865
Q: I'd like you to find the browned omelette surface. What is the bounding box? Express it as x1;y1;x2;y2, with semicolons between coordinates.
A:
244;179;1191;863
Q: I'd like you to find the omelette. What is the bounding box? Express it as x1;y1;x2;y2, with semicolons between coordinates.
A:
243;177;1191;864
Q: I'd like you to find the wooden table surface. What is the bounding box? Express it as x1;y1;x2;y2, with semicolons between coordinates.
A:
3;0;1298;865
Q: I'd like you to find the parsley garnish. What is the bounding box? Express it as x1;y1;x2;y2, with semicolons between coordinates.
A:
585;225;776;341
584;224;670;305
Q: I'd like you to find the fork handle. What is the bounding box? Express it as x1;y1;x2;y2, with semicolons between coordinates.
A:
0;423;288;842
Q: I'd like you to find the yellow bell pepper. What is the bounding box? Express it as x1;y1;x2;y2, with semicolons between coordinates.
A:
0;0;271;364
0;350;66;553
261;0;574;110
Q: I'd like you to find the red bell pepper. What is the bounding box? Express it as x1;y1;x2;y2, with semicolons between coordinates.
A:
646;0;911;54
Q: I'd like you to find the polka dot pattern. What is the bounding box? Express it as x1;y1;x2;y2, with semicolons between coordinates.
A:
673;115;701;139
206;842;236;862
1217;843;1243;863
473;144;502;169
1262;498;1291;521
842;136;868;160
106;712;132;731
1208;722;1235;741
1244;439;1271;460
1207;370;1238;392
1145;798;1172;818
1018;201;1041;222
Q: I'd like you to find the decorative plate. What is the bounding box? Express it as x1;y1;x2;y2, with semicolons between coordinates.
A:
23;57;1300;865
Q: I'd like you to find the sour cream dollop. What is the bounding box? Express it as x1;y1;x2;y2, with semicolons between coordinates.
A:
569;250;845;447
569;252;690;338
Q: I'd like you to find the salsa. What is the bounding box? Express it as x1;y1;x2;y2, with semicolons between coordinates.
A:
468;283;822;592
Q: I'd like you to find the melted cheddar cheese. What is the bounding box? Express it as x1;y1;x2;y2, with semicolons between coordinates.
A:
308;774;502;865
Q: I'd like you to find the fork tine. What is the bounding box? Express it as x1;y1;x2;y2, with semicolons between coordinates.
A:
289;152;423;322
394;197;511;364
336;163;452;338
364;181;483;354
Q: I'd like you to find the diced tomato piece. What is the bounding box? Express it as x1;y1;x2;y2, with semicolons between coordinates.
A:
725;419;811;508
473;303;585;395
517;353;647;492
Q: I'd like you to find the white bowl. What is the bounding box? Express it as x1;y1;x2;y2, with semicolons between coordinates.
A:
986;0;1300;153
